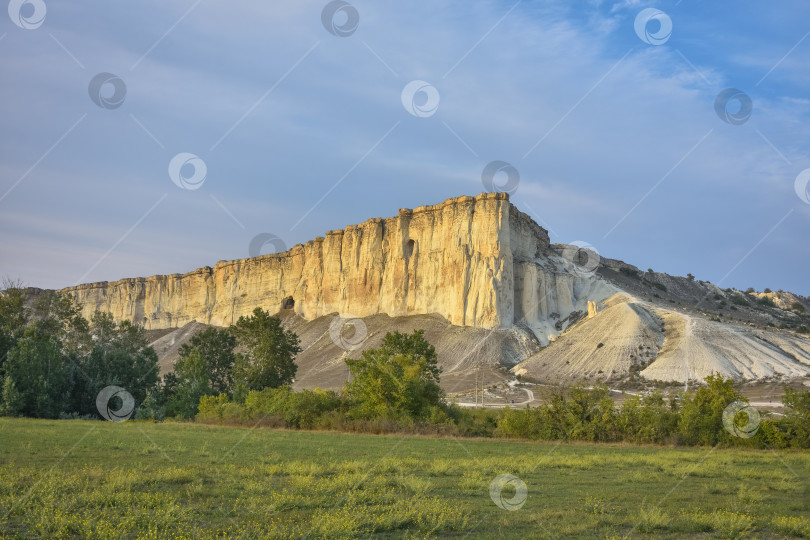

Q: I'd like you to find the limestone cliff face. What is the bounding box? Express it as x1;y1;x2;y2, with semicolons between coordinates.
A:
62;193;569;331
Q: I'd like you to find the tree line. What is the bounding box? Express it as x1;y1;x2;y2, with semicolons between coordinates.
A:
2;287;809;449
0;288;304;420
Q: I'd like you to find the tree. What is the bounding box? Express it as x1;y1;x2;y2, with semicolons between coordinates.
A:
0;285;28;373
781;388;810;448
531;384;617;442
31;291;90;356
70;311;159;417
178;327;236;395
345;330;443;420
378;329;440;381
230;308;301;399
166;349;211;419
686;273;695;281
163;327;237;418
1;328;71;418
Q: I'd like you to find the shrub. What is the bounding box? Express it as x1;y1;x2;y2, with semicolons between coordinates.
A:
617;391;678;444
496;406;541;439
620;267;641;280
245;386;345;429
197;393;249;424
779;388;810;448
731;295;750;307
676;374;743;446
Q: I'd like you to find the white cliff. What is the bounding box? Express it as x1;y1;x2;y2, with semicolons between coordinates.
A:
61;193;605;338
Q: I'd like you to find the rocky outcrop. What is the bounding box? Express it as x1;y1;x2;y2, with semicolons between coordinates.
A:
63;193;606;335
587;301;598;318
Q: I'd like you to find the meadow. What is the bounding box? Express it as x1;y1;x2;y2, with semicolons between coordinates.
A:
0;418;808;539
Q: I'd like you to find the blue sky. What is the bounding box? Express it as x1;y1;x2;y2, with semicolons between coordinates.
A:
1;0;809;296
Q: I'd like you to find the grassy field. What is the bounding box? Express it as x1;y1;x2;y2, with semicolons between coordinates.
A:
0;418;808;539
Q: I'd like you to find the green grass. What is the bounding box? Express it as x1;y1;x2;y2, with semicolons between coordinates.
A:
0;419;808;538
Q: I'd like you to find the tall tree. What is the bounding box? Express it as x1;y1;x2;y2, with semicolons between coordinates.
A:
166;349;211;419
231;308;301;399
31;290;90;356
378;329;440;381
70;311;159;417
0;285;28;373
1;328;70;418
345;330;443;420
178;327;236;395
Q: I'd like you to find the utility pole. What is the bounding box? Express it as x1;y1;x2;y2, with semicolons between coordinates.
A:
481;367;485;408
474;370;478;407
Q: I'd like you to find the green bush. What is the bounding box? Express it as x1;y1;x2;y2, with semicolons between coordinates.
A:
778;388;810;448
197;393;250;424
616;391;678;444
197;387;344;429
496;406;541;439
188;375;810;449
246;386;344;428
676;375;743;446
731;295;750;307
